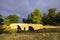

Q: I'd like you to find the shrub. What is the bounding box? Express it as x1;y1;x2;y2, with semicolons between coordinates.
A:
4;26;11;33
0;25;5;34
4;19;11;26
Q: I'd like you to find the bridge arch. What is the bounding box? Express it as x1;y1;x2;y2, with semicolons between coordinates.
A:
17;25;22;32
29;26;34;31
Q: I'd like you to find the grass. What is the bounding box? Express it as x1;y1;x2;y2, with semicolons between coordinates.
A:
0;28;60;40
0;32;60;40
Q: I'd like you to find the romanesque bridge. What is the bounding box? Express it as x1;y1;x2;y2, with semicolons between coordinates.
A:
9;23;57;31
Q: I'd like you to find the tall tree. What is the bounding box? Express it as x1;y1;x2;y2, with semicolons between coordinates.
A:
42;13;49;25
48;8;56;17
5;14;19;23
55;12;60;26
47;8;57;25
42;8;57;25
22;18;26;23
25;8;42;24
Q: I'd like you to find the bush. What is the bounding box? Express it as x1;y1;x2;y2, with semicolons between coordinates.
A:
55;23;60;26
4;19;11;26
0;25;5;34
4;26;11;33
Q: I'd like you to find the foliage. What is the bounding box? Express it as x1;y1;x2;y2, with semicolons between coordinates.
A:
0;8;60;26
3;26;11;33
4;19;11;26
48;8;56;17
42;8;57;25
22;18;26;23
5;14;19;23
54;12;60;26
47;8;56;25
0;14;4;24
4;26;11;31
42;13;49;25
0;25;5;34
24;8;42;24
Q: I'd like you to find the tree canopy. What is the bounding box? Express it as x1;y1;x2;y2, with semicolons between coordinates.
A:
23;8;42;24
5;14;19;25
54;12;60;26
42;8;57;25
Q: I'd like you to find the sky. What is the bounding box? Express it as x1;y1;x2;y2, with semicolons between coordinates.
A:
0;0;60;19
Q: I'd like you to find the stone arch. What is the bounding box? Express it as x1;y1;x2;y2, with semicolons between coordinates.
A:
24;27;25;31
29;26;34;31
17;25;21;32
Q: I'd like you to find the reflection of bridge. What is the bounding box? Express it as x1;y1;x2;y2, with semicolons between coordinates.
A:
10;23;57;31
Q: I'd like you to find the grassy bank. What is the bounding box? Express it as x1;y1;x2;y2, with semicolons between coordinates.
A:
0;32;60;40
0;28;60;40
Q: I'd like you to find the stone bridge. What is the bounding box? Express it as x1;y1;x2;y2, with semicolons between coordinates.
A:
10;23;43;31
10;23;57;31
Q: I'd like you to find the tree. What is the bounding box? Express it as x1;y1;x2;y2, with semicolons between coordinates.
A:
42;13;49;25
5;14;19;24
48;8;56;17
47;8;57;25
55;12;60;26
22;18;26;23
25;8;42;24
42;8;57;25
0;14;4;24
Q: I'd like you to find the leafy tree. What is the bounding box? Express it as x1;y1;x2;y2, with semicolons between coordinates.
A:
42;8;57;25
42;13;49;25
22;18;26;23
5;14;19;23
48;8;56;17
25;8;42;24
47;8;57;25
0;14;4;24
55;12;60;26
